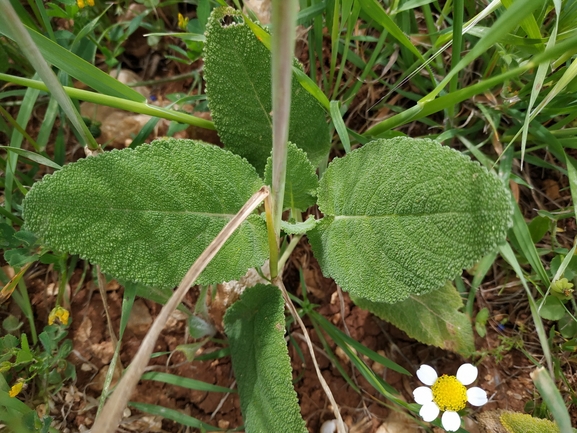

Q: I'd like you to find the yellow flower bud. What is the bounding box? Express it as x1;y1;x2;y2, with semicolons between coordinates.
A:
9;381;24;398
178;13;189;30
48;306;70;325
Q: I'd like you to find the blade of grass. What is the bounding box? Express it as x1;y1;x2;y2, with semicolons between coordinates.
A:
328;0;341;94
365;31;577;136
425;0;545;102
4;83;39;215
330;100;350;153
510;200;550;289
331;0;360;100
531;367;573;432
0;73;215;130
447;0;463;120
141;371;235;393
357;0;425;62
128;402;223;431
518;0;561;165
0;146;61;169
0;19;144;102
499;243;553;377
0;0;99;153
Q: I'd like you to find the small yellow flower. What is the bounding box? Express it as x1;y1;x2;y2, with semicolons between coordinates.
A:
48;306;70;326
178;13;189;30
77;0;94;8
9;380;24;398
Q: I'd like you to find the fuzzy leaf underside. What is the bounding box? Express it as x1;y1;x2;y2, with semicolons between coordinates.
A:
203;7;330;173
308;137;512;303
224;284;307;433
354;282;475;355
264;142;318;211
22;139;268;288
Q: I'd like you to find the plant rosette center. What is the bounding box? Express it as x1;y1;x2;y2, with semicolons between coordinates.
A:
431;375;468;412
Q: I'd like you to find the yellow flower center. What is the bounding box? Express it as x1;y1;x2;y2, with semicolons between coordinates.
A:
431;374;467;412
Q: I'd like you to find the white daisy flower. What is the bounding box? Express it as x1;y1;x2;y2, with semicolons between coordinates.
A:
413;363;487;432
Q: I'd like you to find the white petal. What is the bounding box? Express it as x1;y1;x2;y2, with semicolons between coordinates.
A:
419;402;440;422
413;386;433;405
441;411;461;431
456;363;478;385
417;364;438;386
320;420;337;433
467;387;488;406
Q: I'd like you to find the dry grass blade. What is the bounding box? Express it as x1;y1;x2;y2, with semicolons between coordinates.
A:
91;186;270;433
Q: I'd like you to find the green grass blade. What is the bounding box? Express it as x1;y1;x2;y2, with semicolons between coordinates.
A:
426;0;545;101
499;243;553;377
0;20;144;102
365;31;577;135
0;146;61;170
128;402;223;430
332;0;360;100
519;0;561;164
35;96;59;151
510;200;550;289
0;73;215;130
328;0;340;93
531;367;573;432
330;100;350;153
0;0;98;152
448;0;463;119
501;0;543;43
311;311;410;375
141;371;235;393
4;83;39;214
357;0;424;61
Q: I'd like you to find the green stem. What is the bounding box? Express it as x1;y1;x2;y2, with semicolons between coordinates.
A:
0;73;216;130
270;0;298;242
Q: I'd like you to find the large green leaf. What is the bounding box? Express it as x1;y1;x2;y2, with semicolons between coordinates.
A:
203;7;330;173
354;283;475;356
308;137;512;303
22;139;268;288
264;142;318;211
224;284;307;433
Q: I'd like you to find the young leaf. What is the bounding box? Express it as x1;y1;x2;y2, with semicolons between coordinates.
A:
499;411;565;433
224;284;307;433
308;137;512;303
264;142;318;211
354;282;475;356
22;139;268;288
203;7;330;173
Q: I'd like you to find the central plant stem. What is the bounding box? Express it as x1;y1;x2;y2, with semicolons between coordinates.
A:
270;0;297;255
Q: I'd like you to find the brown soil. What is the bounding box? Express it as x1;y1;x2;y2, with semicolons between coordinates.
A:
13;234;564;433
